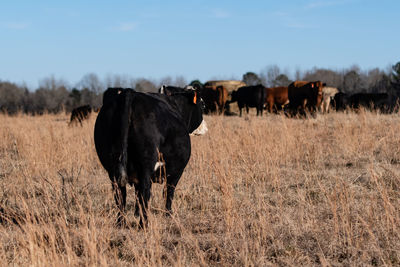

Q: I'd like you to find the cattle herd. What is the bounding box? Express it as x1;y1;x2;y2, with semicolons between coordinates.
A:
197;80;393;117
66;80;395;228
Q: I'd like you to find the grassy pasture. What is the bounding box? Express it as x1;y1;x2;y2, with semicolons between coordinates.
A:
1;111;400;266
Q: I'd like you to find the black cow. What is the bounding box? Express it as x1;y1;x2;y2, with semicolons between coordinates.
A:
94;87;206;227
229;84;266;116
349;93;389;112
333;92;349;111
159;85;195;95
69;105;92;126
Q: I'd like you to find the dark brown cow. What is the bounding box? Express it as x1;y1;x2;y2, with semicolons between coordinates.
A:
69;105;92;126
287;81;326;116
264;86;289;113
216;85;229;114
201;85;229;114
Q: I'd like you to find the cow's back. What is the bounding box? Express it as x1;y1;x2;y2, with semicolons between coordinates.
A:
349;93;389;110
236;85;265;106
266;87;288;105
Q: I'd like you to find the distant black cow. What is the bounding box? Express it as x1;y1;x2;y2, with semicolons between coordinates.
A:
333;92;349;111
69;105;92;126
229;84;266;116
159;85;195;95
349;93;389;112
94;87;207;227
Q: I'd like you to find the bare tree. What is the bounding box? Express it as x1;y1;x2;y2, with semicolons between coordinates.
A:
273;74;292;87
78;73;103;94
260;65;281;87
159;76;173;87
135;79;157;92
242;72;262;86
295;67;303;81
343;70;363;93
39;75;69;91
0;82;26;114
104;74;131;88
174;75;187;87
303;68;343;88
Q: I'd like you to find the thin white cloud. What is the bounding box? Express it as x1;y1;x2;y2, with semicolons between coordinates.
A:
3;22;30;30
212;9;230;19
112;22;138;32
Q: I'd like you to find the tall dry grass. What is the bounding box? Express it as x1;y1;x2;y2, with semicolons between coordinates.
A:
0;111;400;266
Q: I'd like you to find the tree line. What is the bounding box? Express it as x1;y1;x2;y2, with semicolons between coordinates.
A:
1;62;400;115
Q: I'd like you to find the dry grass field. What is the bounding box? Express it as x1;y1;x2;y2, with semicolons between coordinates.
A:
1;110;400;266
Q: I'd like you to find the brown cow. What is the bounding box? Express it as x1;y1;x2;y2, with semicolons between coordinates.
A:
264;86;289;113
216;85;228;114
287;81;326;117
201;85;229;114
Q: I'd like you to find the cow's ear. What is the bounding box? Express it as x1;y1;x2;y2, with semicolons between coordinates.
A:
193;92;197;104
311;83;314;88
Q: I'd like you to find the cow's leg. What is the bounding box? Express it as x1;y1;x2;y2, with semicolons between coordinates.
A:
161;134;190;216
165;180;178;215
164;169;184;215
78;115;83;126
137;169;152;227
268;101;274;113
133;182;140;217
112;181;127;226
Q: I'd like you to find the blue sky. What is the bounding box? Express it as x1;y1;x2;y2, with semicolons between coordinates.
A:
1;0;399;89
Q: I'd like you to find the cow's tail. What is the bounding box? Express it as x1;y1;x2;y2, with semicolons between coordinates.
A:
114;89;134;187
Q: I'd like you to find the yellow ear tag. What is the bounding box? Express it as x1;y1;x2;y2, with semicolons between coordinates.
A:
193;92;197;104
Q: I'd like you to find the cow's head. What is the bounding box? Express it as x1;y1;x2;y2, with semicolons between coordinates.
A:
159;85;187;96
162;86;207;135
309;81;326;107
181;89;207;135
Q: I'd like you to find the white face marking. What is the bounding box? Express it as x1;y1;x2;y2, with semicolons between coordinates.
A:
191;119;208;136
159;85;165;94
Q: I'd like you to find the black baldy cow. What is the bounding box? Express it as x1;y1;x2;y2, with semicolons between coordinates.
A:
94;87;206;227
